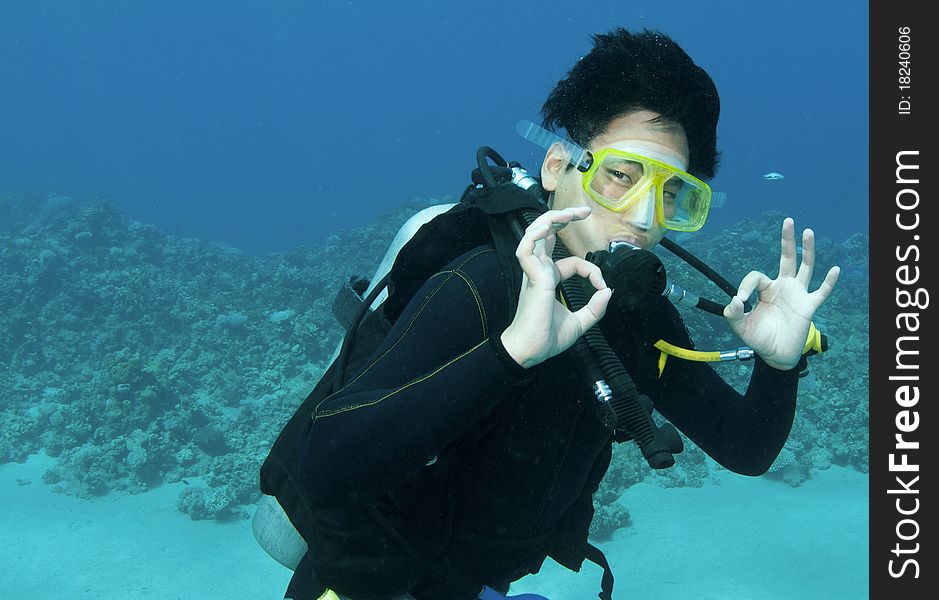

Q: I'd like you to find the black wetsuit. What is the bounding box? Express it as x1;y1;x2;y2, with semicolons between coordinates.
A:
297;244;799;598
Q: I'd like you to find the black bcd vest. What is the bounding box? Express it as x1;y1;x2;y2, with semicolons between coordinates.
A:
259;182;549;597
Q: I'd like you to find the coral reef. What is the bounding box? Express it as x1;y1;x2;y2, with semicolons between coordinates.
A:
0;192;441;518
1;194;868;533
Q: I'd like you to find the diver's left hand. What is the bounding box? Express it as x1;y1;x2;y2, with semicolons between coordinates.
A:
723;218;840;370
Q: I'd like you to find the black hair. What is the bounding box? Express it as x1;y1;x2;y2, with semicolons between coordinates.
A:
541;28;721;180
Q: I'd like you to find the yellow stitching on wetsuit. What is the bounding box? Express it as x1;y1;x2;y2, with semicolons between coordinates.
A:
450;268;488;338
315;339;489;418
330;247;493;391
313;248;495;419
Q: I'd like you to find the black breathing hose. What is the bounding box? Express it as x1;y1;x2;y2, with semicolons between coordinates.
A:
659;237;751;312
515;207;683;469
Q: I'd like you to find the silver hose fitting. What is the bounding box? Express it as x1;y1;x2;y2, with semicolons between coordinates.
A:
593;380;614;404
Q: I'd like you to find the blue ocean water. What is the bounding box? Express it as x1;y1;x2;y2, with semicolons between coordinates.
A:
1;0;868;254
1;2;869;599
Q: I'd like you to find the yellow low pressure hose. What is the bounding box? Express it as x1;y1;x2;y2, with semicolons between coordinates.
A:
654;322;825;377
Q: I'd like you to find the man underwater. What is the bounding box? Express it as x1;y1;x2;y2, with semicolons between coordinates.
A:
257;27;840;600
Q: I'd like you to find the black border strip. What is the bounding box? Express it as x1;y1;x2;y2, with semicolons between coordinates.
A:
870;1;934;597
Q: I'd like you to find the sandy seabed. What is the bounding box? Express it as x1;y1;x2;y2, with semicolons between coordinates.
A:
2;453;867;599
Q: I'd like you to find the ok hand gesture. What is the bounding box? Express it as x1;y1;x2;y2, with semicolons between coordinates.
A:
500;207;613;369
724;218;840;370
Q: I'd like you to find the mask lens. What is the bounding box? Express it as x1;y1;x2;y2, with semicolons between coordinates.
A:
662;177;684;220
663;173;710;230
589;155;648;210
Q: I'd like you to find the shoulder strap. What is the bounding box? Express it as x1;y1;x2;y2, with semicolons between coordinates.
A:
383;183;544;322
584;544;615;600
462;182;545;315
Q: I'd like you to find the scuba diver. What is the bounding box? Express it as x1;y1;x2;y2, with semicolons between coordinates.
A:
255;28;840;600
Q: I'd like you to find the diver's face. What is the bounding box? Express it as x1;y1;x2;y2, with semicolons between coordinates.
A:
541;110;691;258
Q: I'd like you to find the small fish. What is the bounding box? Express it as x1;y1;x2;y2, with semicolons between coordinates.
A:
763;172;785;181
711;191;728;208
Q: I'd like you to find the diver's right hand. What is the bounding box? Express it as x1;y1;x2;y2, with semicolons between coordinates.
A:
500;207;612;369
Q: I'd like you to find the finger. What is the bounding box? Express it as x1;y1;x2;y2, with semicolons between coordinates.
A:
573;287;613;332
736;270;773;304
542;223;558;258
516;222;548;256
533;226;555;260
796;227;816;286
554;256;607;290
530;206;592;233
526;206;592;249
809;265;841;307
778;217;797;278
515;223;554;278
723;295;747;323
516;208;591;281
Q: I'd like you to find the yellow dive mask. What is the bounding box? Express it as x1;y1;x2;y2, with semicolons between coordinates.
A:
517;119;712;232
